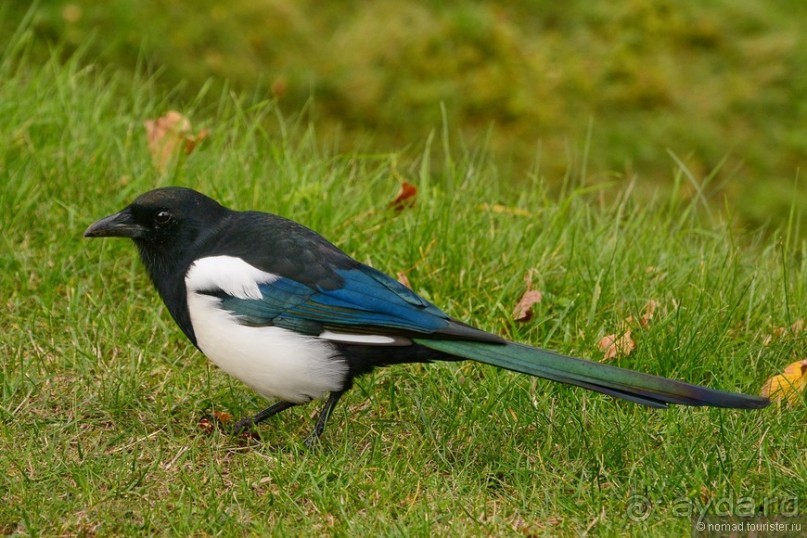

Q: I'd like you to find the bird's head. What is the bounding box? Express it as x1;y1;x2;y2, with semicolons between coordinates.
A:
84;186;229;263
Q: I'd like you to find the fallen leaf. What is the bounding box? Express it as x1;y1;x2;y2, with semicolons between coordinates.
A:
197;410;233;435
211;410;233;424
625;300;659;329
513;290;543;322
144;111;208;172
762;319;805;346
388;181;417;211
763;326;787;347
598;330;635;361
640;300;658;327
197;416;215;435
396;271;412;289
700;485;715;506
760;359;807;406
271;76;288;98
513;269;543;322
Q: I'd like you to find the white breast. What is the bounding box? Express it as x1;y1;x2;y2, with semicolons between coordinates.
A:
185;256;349;403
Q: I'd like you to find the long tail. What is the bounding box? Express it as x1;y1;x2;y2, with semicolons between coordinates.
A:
415;339;769;409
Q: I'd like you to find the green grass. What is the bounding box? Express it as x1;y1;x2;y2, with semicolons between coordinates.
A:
1;28;806;537
4;0;806;234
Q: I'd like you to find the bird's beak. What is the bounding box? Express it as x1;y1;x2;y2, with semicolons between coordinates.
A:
84;208;145;239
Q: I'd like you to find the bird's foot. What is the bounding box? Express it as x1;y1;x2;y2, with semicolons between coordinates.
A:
303;429;324;449
231;416;257;436
301;390;345;448
303;435;318;449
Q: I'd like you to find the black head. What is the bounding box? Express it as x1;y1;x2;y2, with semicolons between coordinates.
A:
84;187;229;253
85;187;232;344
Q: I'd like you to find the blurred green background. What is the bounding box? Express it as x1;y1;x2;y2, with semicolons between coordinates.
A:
4;0;805;231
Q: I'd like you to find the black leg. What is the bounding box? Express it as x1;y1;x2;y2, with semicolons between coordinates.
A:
232;400;297;435
304;391;345;447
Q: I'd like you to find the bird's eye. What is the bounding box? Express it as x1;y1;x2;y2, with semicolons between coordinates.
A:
154;210;173;226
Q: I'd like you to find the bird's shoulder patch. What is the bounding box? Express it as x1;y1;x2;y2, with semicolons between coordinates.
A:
185;255;280;300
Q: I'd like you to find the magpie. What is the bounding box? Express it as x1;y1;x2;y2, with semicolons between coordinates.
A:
84;187;769;444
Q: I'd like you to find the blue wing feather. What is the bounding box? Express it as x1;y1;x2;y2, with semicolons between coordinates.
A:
211;265;478;337
207;262;504;342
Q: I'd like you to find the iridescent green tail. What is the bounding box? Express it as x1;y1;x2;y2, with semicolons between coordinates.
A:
416;339;768;409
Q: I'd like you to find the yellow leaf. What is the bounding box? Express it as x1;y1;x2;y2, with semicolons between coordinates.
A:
760;359;807;406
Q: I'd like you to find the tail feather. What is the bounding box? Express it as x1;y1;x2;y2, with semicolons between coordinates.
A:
415;339;769;409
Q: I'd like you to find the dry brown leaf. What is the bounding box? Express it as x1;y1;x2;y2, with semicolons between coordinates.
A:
763;326;788;347
388;181;417;211
396;271;412;289
513;290;543;322
512;269;543;322
763;319;805;347
760;359;807;406
700;485;715;506
640;300;658;327
197;416;215;435
144;111;208;172
625;300;659;329
197;410;233;435
211;410;233;423
271;76;288;98
598;330;636;361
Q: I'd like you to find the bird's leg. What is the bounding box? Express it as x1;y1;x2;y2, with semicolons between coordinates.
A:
304;391;345;447
232;400;297;435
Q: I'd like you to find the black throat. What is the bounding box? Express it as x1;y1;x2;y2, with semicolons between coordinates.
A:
135;241;198;346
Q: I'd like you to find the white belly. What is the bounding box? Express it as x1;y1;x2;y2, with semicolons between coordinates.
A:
186;293;349;404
